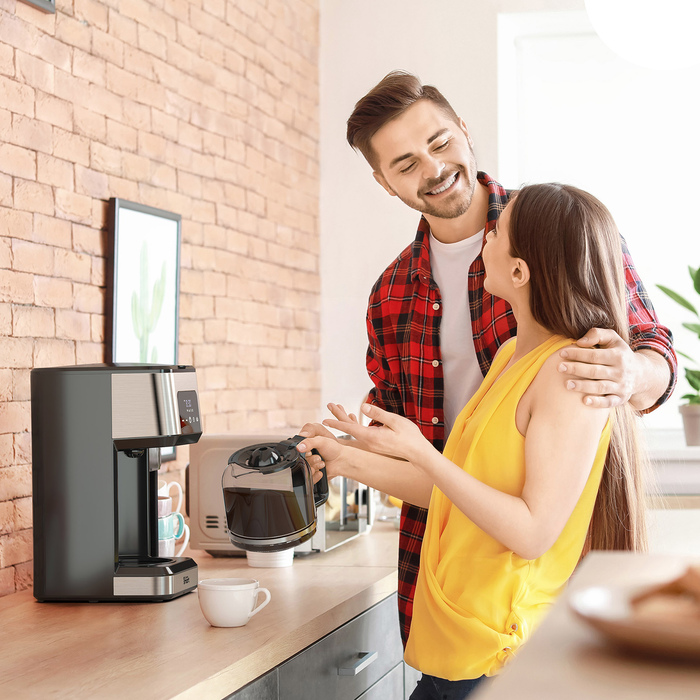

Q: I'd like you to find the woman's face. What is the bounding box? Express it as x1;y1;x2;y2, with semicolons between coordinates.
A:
482;202;516;299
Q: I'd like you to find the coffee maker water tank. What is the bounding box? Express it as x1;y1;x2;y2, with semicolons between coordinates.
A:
31;364;202;602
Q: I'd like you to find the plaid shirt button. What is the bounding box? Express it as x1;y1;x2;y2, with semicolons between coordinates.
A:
431;416;439;424
432;302;440;310
432;360;439;367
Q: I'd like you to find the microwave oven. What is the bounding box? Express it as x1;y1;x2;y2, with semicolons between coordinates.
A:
186;434;374;556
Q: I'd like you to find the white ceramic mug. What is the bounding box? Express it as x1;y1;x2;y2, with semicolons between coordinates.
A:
158;479;183;514
157;495;172;518
157;523;190;558
158;537;176;557
198;578;271;627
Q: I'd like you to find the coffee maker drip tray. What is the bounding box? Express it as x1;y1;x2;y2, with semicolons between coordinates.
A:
113;557;197;600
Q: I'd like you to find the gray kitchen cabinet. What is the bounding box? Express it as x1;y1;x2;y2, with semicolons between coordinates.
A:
224;669;278;700
279;592;404;700
404;662;421;699
227;593;406;700
357;662;405;699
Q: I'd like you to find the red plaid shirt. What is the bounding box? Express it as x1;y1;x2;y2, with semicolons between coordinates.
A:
365;172;677;645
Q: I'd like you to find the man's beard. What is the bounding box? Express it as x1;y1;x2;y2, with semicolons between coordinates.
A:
398;164;477;220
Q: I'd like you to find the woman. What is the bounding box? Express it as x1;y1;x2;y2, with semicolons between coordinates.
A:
297;184;647;699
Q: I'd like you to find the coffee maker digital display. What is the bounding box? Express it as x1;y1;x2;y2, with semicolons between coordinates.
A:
178;390;200;429
31;364;203;602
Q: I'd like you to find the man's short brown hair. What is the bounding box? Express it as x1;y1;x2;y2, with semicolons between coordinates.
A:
346;70;460;170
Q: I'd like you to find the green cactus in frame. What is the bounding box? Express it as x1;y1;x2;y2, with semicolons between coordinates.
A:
131;242;166;363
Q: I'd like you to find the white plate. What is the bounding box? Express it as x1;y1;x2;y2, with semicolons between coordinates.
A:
570;584;700;661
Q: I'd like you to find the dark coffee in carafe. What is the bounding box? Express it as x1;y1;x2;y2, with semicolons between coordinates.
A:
223;487;313;541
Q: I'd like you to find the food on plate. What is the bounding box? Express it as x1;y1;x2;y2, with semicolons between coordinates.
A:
630;565;700;622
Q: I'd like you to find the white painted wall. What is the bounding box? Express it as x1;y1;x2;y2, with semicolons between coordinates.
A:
319;0;495;417
319;0;696;430
498;10;700;429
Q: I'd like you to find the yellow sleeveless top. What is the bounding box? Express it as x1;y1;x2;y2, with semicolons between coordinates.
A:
404;336;611;680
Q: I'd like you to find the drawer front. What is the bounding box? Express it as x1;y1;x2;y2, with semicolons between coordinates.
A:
279;593;403;700
357;662;404;700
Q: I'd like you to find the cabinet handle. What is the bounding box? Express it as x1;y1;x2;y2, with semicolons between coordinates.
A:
337;651;378;676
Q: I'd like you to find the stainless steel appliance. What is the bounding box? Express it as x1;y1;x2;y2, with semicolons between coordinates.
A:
31;364;203;602
187;434;374;556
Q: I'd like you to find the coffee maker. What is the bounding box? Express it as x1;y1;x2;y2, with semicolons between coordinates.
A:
31;364;202;602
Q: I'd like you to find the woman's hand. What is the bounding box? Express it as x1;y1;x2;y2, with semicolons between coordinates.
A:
297;405;437;508
323;402;432;466
296;422;345;483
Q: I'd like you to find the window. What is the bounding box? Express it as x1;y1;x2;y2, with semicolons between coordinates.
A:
498;11;700;429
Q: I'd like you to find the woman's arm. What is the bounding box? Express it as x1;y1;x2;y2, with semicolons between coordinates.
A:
297;418;434;507
309;354;610;560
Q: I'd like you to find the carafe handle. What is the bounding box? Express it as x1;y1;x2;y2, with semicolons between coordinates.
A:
288;435;329;508
313;461;329;508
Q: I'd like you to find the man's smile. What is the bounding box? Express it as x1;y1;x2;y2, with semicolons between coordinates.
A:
425;171;459;196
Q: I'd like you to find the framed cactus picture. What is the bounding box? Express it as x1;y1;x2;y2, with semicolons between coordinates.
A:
107;199;181;460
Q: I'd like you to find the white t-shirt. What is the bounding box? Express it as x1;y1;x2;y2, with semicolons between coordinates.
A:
429;230;485;437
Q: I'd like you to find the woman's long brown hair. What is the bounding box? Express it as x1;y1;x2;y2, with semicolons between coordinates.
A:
508;183;647;552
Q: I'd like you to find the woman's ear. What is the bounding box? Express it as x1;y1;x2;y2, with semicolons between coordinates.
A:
511;258;531;288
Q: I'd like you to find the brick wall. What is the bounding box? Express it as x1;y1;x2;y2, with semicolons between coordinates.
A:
0;0;320;596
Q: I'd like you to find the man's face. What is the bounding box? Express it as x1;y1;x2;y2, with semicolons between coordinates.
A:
370;99;479;220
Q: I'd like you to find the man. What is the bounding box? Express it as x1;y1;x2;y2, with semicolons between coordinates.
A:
346;71;677;645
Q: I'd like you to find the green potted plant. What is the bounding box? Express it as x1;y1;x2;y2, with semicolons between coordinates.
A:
657;265;700;445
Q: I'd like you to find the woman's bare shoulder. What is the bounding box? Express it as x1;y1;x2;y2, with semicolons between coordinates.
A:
531;343;610;420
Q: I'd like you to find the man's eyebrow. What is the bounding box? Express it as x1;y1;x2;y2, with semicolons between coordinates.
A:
427;128;450;145
388;128;451;169
389;151;414;169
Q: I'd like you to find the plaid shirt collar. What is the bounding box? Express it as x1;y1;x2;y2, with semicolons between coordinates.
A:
409;171;508;284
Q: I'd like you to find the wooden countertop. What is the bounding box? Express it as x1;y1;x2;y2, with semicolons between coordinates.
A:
0;522;400;700
473;551;700;700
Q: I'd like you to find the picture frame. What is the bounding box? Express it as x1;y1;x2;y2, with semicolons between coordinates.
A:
107;198;182;462
19;0;56;12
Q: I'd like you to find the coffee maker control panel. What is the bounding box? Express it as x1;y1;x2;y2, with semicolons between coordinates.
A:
178;390;200;431
112;369;202;447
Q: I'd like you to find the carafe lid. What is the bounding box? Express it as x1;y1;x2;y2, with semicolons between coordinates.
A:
228;436;305;474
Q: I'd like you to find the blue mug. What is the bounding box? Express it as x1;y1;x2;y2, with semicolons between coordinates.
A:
157;512;185;540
